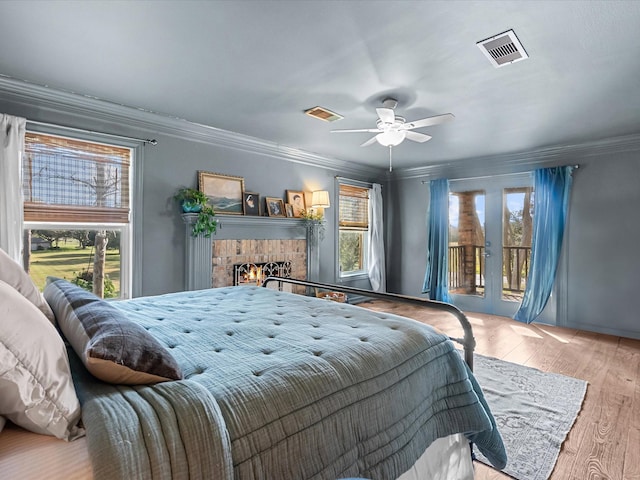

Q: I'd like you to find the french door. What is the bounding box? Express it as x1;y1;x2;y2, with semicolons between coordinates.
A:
447;174;533;317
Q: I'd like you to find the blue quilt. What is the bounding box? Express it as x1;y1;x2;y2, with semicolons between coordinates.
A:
73;286;506;479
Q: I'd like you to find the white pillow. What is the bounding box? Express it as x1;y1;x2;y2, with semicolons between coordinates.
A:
0;280;84;441
0;247;54;323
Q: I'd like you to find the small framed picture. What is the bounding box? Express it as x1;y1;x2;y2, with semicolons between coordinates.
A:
265;197;286;217
198;171;244;215
286;190;306;217
285;203;294;218
243;192;260;216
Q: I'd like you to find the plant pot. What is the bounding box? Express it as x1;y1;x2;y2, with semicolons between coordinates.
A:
181;201;203;213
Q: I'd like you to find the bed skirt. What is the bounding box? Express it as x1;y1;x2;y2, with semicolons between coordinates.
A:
0;425;472;480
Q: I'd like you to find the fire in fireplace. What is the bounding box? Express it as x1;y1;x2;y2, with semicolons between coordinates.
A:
233;261;292;287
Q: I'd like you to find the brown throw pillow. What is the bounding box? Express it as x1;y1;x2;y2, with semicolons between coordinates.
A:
43;277;182;385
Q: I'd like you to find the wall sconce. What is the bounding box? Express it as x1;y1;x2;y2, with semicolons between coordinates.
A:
311;190;330;216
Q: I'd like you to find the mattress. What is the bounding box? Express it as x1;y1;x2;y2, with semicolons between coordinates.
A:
1;286;504;479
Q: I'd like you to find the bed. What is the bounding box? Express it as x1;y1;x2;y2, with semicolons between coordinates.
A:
0;273;506;480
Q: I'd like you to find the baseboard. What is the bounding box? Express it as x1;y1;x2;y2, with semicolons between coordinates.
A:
347;294;371;305
562;322;640;341
533;317;640;340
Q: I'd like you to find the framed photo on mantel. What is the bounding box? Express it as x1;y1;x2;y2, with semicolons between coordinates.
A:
286;190;306;217
243;192;260;216
198;171;244;215
265;197;286;217
285;203;294;218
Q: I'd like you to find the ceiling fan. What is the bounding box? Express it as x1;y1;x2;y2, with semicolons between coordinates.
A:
331;98;454;171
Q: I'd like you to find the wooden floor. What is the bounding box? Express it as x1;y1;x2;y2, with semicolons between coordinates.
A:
360;300;640;480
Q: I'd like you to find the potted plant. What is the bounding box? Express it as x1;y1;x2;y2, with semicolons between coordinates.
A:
174;187;218;237
174;187;208;213
300;208;326;241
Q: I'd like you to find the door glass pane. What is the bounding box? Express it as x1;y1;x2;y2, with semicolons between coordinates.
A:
502;188;534;301
449;191;485;297
24;228;122;298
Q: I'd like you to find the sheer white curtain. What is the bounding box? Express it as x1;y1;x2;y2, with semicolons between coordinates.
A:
0;114;26;261
368;183;386;292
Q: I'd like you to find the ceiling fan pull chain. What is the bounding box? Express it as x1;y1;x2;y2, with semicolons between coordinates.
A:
389;146;393;172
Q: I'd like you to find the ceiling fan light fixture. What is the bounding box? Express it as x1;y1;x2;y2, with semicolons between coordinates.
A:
376;130;406;147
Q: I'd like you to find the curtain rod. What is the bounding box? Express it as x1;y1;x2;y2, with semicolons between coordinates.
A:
26;120;158;145
420;164;580;184
334;176;376;189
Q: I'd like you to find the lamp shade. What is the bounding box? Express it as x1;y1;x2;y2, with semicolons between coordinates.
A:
311;190;330;208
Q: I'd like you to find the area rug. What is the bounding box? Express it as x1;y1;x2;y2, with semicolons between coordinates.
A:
471;353;588;480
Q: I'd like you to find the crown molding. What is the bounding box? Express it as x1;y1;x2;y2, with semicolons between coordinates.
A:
0;75;381;178
390;132;640;181
5;75;635;183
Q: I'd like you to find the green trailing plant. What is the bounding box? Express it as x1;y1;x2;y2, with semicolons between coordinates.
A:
190;204;218;237
174;187;218;237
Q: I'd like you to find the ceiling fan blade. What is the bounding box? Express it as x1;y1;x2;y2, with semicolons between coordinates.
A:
405;131;432;143
360;136;378;147
376;107;395;124
401;113;455;130
331;128;380;133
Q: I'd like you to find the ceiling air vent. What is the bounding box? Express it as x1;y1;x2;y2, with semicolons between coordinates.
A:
477;29;528;68
304;106;343;122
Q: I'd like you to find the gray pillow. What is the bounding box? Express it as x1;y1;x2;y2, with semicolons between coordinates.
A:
0;279;83;440
44;277;182;385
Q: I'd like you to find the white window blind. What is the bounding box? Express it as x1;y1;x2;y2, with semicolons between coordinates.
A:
23;133;131;223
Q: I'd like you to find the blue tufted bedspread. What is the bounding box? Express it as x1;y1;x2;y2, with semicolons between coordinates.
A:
74;286;506;479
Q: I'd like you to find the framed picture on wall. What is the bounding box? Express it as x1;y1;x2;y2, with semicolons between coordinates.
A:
198;171;244;215
265;197;285;217
286;190;306;217
243;192;260;216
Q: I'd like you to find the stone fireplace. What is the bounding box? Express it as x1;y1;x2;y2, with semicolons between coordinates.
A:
233;260;292;290
213;239;305;288
182;214;311;294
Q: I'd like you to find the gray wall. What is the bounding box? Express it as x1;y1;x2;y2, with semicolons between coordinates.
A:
562;151;640;339
4;83;639;339
138;133;348;295
0;90;377;296
386;149;640;340
384;177;429;296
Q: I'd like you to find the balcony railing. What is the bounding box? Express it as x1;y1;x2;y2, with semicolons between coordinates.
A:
502;246;531;293
448;245;531;297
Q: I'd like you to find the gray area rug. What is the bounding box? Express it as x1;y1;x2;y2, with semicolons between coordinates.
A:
471;353;588;480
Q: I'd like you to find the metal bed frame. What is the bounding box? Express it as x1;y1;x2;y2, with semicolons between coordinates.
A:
262;277;476;371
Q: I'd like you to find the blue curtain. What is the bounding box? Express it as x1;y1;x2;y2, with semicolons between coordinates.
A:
514;166;573;323
423;178;450;302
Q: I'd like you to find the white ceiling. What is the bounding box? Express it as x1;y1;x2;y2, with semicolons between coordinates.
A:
1;0;640;170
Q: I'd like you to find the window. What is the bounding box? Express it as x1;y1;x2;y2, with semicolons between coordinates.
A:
338;183;369;276
22;132;133;299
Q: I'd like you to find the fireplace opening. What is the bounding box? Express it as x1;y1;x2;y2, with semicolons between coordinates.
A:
234;261;292;289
